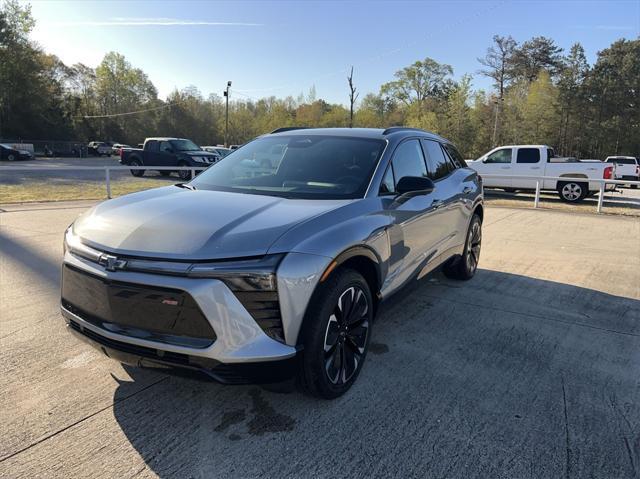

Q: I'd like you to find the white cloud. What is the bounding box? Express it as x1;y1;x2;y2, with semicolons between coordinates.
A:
43;17;263;27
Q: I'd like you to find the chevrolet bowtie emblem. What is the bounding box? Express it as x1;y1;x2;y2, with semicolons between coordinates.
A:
99;253;127;272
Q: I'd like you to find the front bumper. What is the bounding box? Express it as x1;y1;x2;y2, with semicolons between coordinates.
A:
61;251;298;381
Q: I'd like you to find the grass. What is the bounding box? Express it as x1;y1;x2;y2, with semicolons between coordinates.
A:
0;179;170;203
484;190;640;217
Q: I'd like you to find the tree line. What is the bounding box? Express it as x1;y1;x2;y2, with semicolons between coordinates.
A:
1;0;638;159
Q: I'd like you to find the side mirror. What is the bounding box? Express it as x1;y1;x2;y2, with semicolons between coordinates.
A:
396;176;435;196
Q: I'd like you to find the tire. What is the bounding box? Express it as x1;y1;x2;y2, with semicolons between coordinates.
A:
443;213;482;281
557;181;587;203
503;188;517;193
297;269;373;399
7;153;16;161
177;161;191;181
159;171;172;177
129;159;145;177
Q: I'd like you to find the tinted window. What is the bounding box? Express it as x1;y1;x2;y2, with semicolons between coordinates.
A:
379;164;395;195
485;148;512;163
191;135;384;199
145;140;159;153
391;140;427;181
517;148;540;163
607;157;636;165
422;140;450;180
443;143;466;168
159;141;173;153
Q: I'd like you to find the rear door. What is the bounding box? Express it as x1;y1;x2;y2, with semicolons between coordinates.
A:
512;147;542;188
422;139;465;252
475;148;513;187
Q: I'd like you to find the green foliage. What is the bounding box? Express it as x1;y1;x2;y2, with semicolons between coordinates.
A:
1;0;638;160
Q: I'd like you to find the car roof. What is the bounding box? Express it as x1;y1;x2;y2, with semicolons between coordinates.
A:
145;137;189;142
606;155;636;159
266;127;447;142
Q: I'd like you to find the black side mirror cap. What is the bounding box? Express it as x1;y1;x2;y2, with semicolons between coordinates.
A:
396;176;435;196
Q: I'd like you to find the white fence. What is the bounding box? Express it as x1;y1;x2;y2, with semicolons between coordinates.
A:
481;174;640;213
0;166;639;214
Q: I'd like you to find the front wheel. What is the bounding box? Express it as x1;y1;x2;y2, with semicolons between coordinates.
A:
298;269;373;399
557;181;587;203
443;213;482;280
177;162;191;181
7;153;16;161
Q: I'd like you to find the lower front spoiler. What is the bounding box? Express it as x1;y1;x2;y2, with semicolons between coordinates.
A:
65;318;298;385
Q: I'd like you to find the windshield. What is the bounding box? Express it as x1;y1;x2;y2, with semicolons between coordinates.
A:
190;135;385;199
171;139;201;151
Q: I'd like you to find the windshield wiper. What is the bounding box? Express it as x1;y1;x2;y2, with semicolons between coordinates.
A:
176;183;196;191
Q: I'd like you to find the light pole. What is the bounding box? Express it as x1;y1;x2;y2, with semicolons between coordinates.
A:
223;81;231;147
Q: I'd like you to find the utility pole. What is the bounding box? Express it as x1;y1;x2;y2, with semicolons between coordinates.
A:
223;81;231;147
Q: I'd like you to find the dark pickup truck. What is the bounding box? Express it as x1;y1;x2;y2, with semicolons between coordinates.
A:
120;137;220;180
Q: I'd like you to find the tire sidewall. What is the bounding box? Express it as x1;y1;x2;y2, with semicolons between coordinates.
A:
558;181;586;202
461;214;482;279
299;269;373;399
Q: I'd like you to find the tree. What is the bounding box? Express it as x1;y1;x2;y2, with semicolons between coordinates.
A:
557;43;589;155
511;36;563;82
477;35;518;99
347;66;359;128
380;58;453;106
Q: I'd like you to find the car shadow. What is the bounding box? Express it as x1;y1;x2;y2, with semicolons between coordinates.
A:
110;269;639;478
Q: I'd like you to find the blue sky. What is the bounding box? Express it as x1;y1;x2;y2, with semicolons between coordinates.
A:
27;0;639;105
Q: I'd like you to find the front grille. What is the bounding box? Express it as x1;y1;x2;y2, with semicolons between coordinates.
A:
233;291;284;342
62;264;216;348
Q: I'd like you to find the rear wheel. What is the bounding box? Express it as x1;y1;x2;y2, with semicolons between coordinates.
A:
298;269;372;399
177;161;191;181
129;159;145;177
557;181;587;202
443;213;482;281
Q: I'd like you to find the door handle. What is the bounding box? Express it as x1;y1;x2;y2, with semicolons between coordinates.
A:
531;167;541;170
462;186;473;194
500;166;511;169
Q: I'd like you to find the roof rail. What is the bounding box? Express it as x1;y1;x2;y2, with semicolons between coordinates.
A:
270;127;310;134
382;126;427;135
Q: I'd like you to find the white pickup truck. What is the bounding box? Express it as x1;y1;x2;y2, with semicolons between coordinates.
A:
467;145;616;202
605;156;639;188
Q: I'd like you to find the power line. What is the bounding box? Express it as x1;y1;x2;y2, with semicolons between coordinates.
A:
81;102;176;119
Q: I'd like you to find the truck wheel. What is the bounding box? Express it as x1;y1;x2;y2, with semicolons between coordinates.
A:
297;268;373;399
129;159;145;177
557;181;587;203
177;161;191;181
443;213;482;281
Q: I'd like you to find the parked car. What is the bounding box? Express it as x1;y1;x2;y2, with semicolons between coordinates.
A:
202;146;232;159
60;127;483;398
0;143;33;161
467;145;616;202
111;143;131;155
120;137;219;180
87;141;112;156
605;156;639;188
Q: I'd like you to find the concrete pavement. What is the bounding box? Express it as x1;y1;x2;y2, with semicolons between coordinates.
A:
0;203;638;478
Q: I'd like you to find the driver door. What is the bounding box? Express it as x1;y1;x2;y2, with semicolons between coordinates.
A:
477;148;513;187
158;141;176;167
381;139;442;290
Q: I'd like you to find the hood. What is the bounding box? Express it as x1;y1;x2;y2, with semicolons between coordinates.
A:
73;186;351;260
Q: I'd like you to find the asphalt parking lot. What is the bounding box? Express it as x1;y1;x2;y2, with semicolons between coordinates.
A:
0;203;639;478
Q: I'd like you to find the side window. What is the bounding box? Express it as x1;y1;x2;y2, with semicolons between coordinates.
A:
159;141;173;153
379;164;395;195
391;140;428;181
422;139;450;180
485;148;512;164
516;148;540;164
443;143;466;169
146;140;159;153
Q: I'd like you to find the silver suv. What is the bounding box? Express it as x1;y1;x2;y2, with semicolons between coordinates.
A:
61;127;483;398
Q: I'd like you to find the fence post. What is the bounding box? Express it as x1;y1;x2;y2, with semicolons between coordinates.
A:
597;181;604;214
105;168;111;199
534;180;540;209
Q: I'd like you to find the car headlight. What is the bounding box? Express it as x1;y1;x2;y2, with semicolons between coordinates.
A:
188;254;283;291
